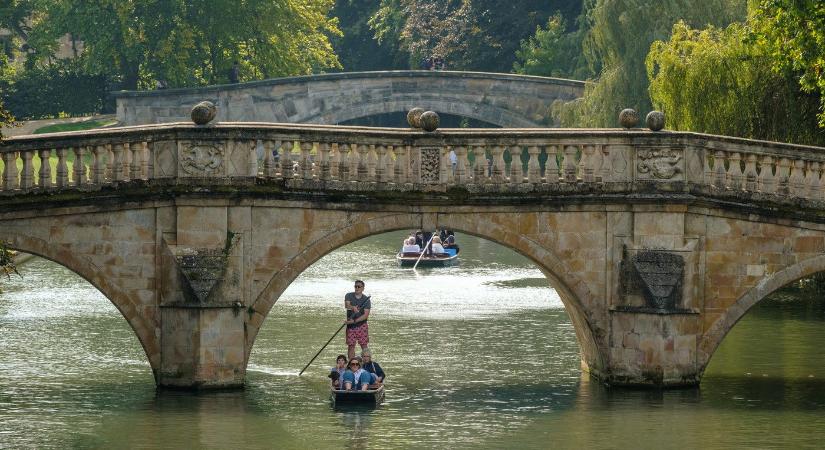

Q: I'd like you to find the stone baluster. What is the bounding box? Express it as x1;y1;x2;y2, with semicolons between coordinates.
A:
392;145;403;183
122;142;131;178
300;142;312;180
112;143;125;182
349;144;360;180
562;145;578;183
20;150;34;190
375;145;387;182
513;145;527;184
491;145;506;183
354;144;368;182
713;150;727;188
581;145;596;183
454;146;468;184
248;140;260;177
545;146;559;184
366;145;377;182
129;142;142;181
703;149;714;186
330;143;340;180
92;145;107;184
261;140;274;179
757;155;776;194
2;151;19;191
280;141;293;180
776;157;791;195
598;145;611;182
338;144;351;181
806;161;821;199
743;153;758;192
319;142;331;181
56;148;69;188
789;159;806;196
38;149;52;188
143;142;153;180
439;146;450;184
526;146;540;184
73;146;88;186
472;146;486;183
105;144;114;181
727;152;743;190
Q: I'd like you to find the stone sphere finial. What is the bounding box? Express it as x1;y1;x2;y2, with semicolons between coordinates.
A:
407;107;425;128
420;111;440;132
619;108;639;128
191;101;218;125
646;110;666;131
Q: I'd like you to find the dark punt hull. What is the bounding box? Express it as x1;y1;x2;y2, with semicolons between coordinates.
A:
331;385;385;407
396;250;459;267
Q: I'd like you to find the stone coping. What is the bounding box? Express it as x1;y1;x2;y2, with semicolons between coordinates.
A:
110;70;587;98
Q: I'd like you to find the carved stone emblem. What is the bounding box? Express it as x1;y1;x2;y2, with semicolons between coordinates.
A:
419;148;441;183
637;148;682;179
181;144;223;176
175;248;228;303
621;249;684;310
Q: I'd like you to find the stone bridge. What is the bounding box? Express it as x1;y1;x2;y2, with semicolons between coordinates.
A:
113;71;585;128
3;122;825;389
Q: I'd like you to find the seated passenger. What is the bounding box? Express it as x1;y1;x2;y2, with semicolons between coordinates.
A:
361;350;385;384
402;238;421;253
431;237;446;254
329;354;347;389
443;232;457;249
342;358;375;391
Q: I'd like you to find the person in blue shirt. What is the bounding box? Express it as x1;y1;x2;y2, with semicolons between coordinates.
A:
328;354;347;389
361;350;385;384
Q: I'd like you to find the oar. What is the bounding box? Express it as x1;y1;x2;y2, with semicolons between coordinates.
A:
413;231;437;270
299;322;347;376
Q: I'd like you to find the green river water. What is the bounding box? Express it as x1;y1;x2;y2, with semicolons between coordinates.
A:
2;233;825;449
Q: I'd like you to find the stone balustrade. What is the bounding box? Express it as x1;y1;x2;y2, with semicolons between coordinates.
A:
2;123;825;204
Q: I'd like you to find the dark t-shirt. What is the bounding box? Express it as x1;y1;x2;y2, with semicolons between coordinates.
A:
345;292;371;329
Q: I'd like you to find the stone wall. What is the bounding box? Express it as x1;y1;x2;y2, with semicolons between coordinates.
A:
113;71;586;127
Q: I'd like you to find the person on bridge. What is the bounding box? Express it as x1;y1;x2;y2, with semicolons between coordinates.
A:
345;280;371;361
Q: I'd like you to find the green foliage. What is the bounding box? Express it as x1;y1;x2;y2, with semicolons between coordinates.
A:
331;0;408;71
554;0;747;127
0;241;20;291
646;21;824;145
27;0;342;89
2;58;109;120
752;0;825;127
33;118;117;134
513;14;593;79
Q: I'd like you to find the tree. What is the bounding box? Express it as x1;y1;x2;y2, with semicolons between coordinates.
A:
646;21;824;145
752;0;825;127
27;0;342;89
331;0;408;71
513;14;593;80
0;241;20;292
554;0;747;127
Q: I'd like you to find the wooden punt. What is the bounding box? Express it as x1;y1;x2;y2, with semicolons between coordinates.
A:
396;248;460;267
331;385;385;407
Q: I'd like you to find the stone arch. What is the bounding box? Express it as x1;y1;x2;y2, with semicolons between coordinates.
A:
304;96;540;128
1;233;160;382
698;254;825;375
246;212;604;374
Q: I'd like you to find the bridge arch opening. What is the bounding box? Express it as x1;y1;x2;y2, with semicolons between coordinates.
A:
0;253;156;387
700;257;825;385
247;224;605;388
339;111;500;128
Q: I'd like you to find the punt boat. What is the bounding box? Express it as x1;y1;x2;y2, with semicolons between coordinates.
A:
331;385;385;407
396;248;460;267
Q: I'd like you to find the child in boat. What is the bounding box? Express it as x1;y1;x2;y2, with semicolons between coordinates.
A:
361;350;385;384
329;354;347;388
342;358;375;391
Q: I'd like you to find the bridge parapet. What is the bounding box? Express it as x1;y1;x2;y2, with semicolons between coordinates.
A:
2;123;825;206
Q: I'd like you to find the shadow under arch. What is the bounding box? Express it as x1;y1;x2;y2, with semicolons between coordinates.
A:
2;233;160;382
302;96;542;128
247;212;605;376
699;254;825;377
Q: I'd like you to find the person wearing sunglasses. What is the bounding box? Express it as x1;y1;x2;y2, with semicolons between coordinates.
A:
341;358;375;391
345;280;371;361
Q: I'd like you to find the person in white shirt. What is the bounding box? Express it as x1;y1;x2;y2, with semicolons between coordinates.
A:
402;238;421;253
431;236;446;254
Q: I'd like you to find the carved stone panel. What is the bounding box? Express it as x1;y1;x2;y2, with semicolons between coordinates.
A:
621;248;684;311
178;141;225;177
419;147;441;184
636;147;683;181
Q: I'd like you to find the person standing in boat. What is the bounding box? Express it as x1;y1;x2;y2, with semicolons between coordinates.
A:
345;280;371;361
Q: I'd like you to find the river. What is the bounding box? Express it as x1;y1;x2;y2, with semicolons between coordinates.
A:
2;232;825;449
